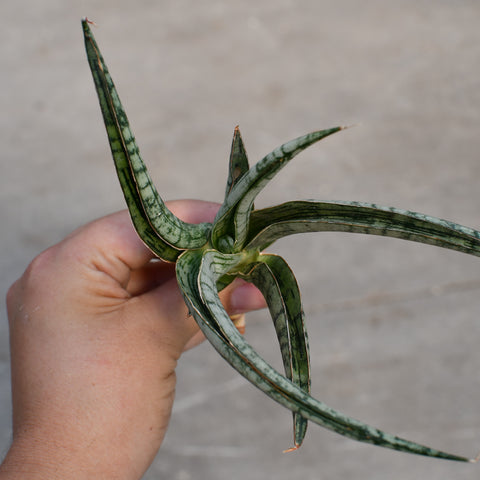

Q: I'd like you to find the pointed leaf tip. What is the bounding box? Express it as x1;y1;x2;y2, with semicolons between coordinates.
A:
469;451;480;463
214;126;344;251
224;125;250;203
83;19;211;252
283;445;301;453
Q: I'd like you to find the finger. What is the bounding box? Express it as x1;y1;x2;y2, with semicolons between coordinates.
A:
182;330;206;351
133;276;200;354
54;201;221;292
125;201;224;295
136;277;266;354
101;200;221;273
74;200;221;269
183;282;265;352
220;279;267;315
229;314;246;335
61;210;156;278
167;199;221;225
183;314;246;351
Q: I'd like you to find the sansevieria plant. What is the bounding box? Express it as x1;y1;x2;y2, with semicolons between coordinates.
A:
82;19;479;462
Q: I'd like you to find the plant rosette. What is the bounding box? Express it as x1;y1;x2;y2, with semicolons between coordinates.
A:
82;19;479;462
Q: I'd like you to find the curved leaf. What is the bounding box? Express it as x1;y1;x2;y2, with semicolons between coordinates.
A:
246;200;480;255
82;20;210;252
211;128;344;252
84;21;475;461
239;254;310;448
175;249;471;461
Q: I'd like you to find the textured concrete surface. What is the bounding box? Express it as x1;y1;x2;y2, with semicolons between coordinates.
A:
2;1;480;479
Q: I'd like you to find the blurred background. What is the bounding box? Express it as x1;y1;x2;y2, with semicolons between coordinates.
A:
2;1;480;478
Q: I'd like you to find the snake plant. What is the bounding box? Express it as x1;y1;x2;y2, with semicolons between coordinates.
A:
82;19;479;462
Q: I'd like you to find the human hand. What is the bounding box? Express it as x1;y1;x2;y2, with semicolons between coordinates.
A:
1;200;266;480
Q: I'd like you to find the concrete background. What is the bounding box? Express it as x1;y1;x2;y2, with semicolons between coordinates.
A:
2;1;480;479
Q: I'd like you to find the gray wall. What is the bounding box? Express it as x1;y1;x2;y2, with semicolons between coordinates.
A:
2;1;480;479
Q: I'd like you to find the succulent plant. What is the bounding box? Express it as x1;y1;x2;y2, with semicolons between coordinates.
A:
82;19;479;462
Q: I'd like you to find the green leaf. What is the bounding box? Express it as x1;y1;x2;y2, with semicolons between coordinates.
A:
211;128;344;252
239;254;310;448
246;200;480;255
85;20;476;461
176;249;243;339
224;126;250;201
176;249;471;461
82;20;181;262
82;19;210;252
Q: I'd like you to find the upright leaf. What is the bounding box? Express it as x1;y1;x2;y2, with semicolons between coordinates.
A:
211;127;344;252
82;20;211;252
224;126;250;200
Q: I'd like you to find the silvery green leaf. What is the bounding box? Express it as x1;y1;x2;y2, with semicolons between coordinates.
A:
84;20;476;461
246;200;480;255
224;126;250;201
82;20;210;254
175;249;470;461
212;128;343;252
239;254;310;448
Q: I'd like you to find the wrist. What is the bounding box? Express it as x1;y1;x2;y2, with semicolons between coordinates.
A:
0;448;70;479
0;433;90;480
0;417;153;480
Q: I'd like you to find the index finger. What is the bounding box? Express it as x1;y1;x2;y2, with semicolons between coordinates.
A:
64;200;221;277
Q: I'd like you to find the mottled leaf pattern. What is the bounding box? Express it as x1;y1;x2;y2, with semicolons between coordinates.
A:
211;127;344;252
176;249;470;461
83;19;477;462
83;21;210;252
239;254;310;448
224;126;250;201
246;200;480;254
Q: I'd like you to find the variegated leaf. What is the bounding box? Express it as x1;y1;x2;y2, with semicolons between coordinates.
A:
175;249;470;461
84;20;476;461
211;128;344;252
83;20;210;253
246;200;480;255
239;254;310;448
224;126;250;201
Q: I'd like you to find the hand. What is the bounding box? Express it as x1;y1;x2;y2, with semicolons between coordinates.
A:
1;200;265;480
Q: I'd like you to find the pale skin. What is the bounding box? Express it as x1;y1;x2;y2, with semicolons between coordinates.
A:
0;200;266;480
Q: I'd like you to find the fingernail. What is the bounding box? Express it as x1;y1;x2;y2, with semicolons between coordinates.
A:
229;313;246;334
